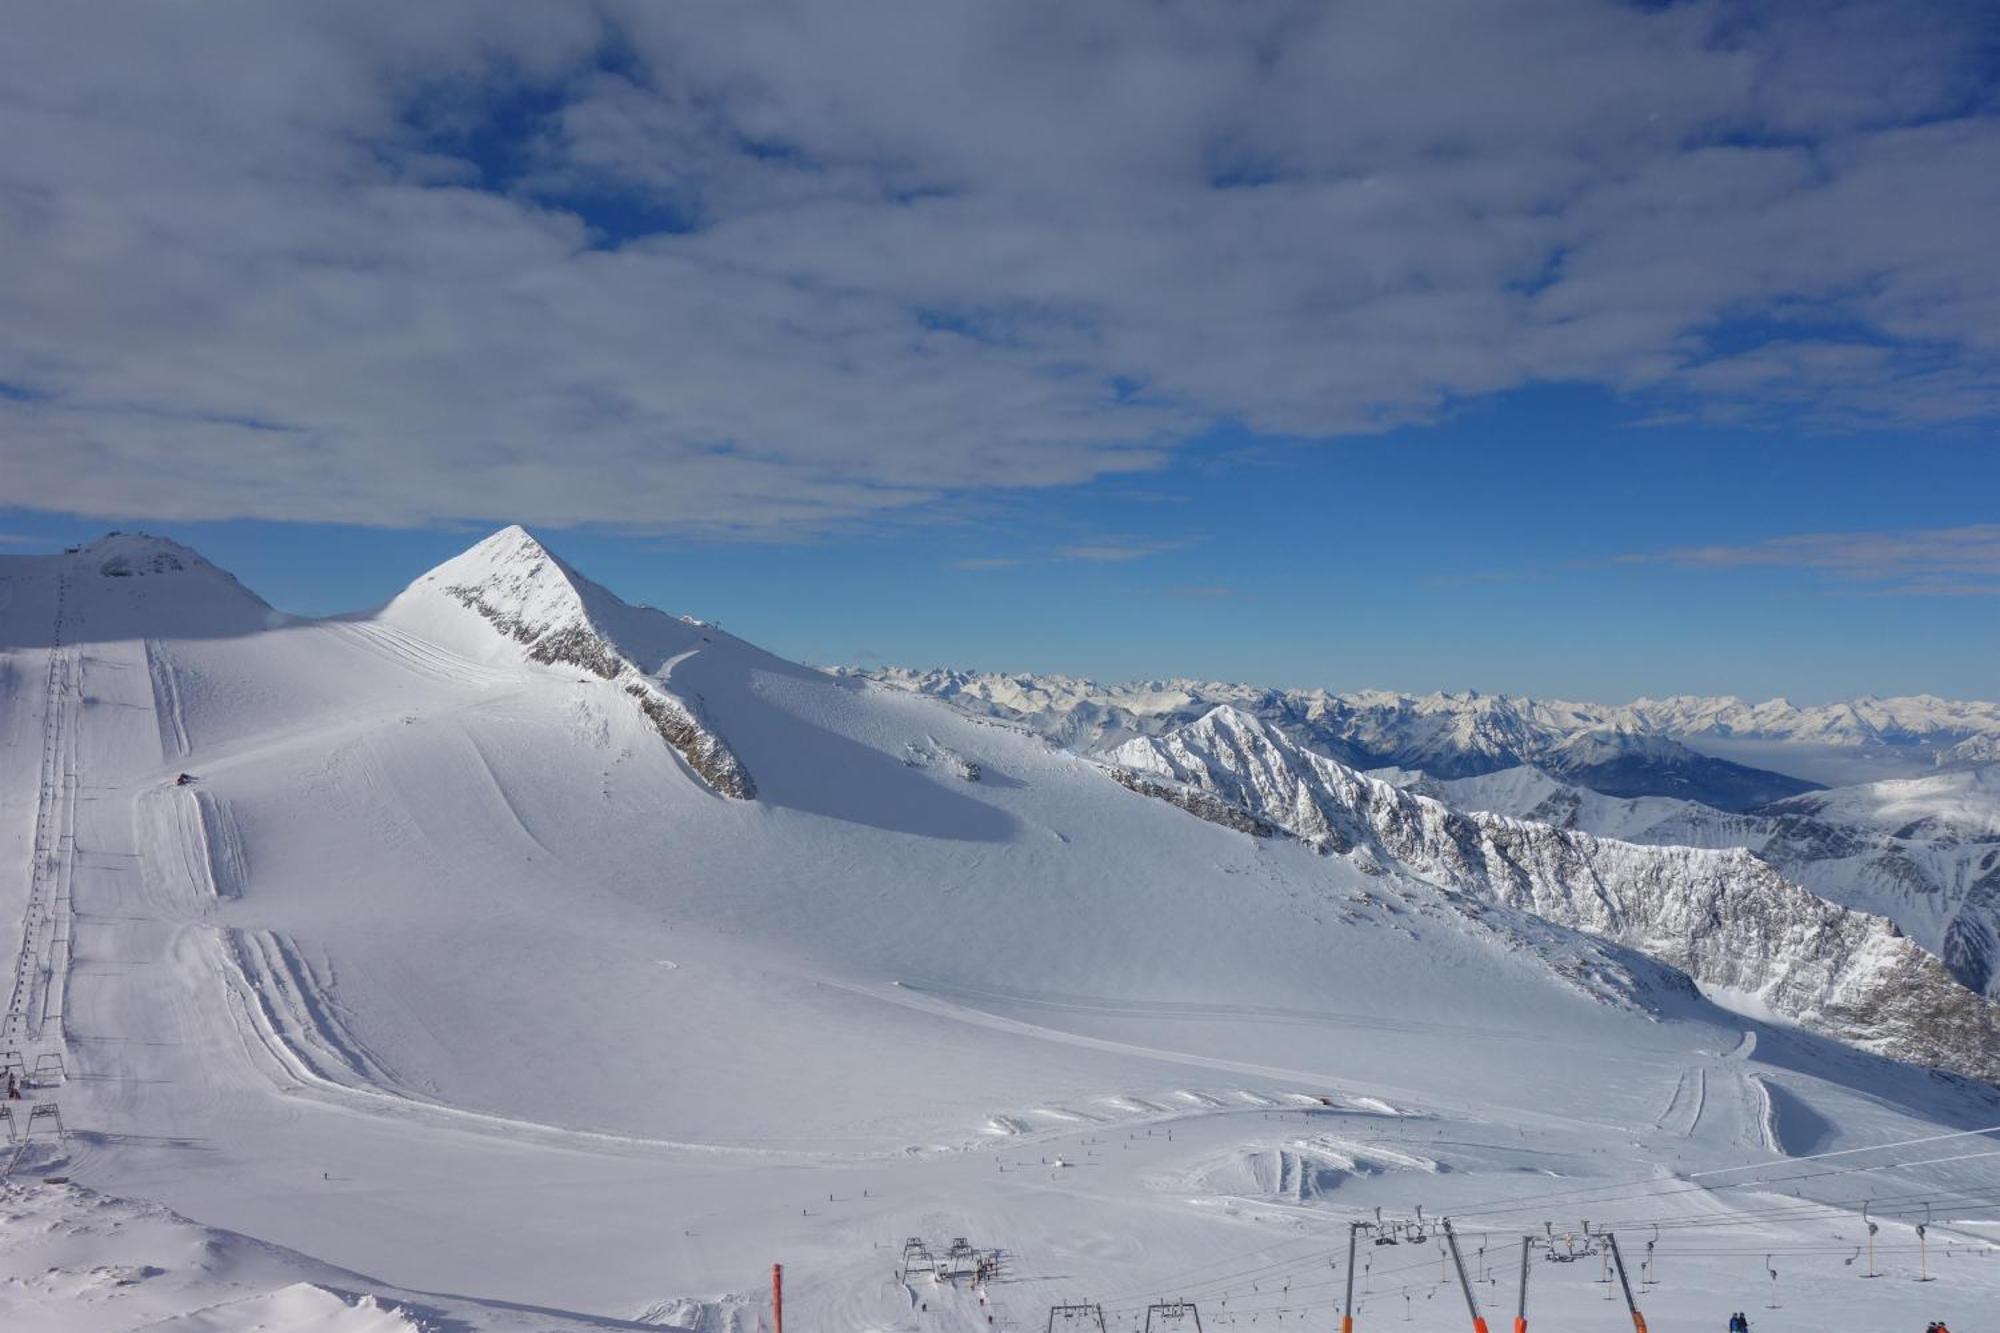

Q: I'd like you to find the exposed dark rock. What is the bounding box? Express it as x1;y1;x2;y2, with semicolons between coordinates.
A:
1109;767;1283;839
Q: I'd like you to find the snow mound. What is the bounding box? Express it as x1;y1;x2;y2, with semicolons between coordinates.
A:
1179;1134;1440;1203
150;1283;429;1332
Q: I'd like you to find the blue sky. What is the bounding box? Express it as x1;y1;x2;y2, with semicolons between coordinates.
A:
4;2;1998;702
8;384;1995;701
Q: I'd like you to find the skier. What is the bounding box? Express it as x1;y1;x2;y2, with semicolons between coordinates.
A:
5;1072;18;1100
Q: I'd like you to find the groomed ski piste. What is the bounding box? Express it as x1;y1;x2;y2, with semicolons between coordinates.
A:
1;529;1996;1331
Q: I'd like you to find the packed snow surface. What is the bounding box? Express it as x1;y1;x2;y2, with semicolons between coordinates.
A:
1;530;1997;1330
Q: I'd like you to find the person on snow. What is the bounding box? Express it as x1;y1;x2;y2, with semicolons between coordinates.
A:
4;1072;18;1101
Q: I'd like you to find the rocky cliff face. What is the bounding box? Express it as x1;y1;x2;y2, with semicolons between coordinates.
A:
1107;707;2000;1082
1432;764;2000;1001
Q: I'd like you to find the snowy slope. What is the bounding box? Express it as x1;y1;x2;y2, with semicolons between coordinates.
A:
3;530;1999;1330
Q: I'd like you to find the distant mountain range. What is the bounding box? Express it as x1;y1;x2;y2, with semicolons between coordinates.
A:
849;668;2000;801
853;666;2000;1017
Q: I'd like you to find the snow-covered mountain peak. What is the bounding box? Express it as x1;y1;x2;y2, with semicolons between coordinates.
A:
37;531;280;639
402;525;599;633
1186;700;1274;739
77;530;233;582
387;526;755;798
74;531;271;615
436;523;574;583
1547;726;1692;767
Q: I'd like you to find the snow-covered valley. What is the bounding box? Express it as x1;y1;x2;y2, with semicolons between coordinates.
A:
3;530;1998;1330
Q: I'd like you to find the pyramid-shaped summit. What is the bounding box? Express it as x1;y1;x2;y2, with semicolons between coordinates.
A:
388;525;755;799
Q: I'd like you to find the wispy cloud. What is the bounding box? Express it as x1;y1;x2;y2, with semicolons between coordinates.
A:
1053;541;1184;564
1626;524;2000;594
951;536;1192;570
1855;581;2000;598
1419;569;1534;588
2;4;1997;534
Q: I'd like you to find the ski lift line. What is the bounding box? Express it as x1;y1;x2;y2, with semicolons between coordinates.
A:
1138;1206;1839;1316
1556;1168;2000;1238
1631;1195;1995;1237
1124;1246;1470;1313
1191;1221;1997;1322
1118;1275;1463;1324
1436;1143;2000;1225
1513;1149;2000;1229
1096;1218;1458;1310
1105;1245;1453;1314
1095;1131;2000;1310
1107;1177;2000;1321
1183;1238;1981;1323
1403;1120;2000;1224
1090;1233;1354;1307
1634;1178;2000;1234
1198;1199;2000;1318
1109;1277;1445;1323
1685;1123;2000;1177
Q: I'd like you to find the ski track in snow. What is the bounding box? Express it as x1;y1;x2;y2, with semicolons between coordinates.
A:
3;554;77;1122
333;620;518;689
143;638;191;760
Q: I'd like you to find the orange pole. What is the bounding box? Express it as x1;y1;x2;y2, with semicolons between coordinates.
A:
773;1263;783;1333
1443;1220;1485;1333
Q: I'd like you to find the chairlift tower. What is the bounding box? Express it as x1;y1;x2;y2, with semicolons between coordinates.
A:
1143;1301;1202;1333
947;1236;978;1281
901;1237;937;1283
25;1102;64;1140
1048;1303;1107;1333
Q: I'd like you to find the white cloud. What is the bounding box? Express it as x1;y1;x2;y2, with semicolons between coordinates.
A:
2;0;1996;534
1053;539;1188;563
1633;523;2000;594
